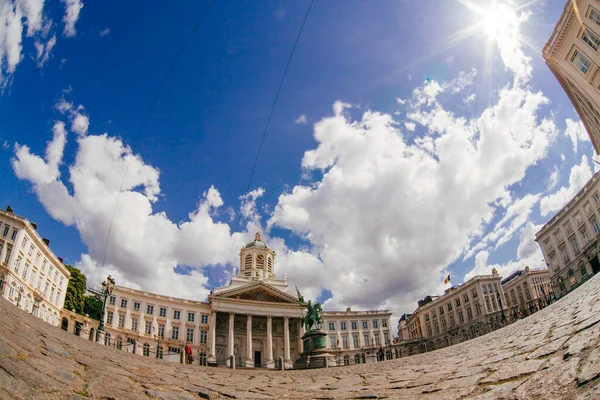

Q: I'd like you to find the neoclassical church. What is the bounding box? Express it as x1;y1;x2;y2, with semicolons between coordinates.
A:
61;232;393;368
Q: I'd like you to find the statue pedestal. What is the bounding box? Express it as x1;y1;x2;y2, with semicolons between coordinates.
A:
294;329;333;369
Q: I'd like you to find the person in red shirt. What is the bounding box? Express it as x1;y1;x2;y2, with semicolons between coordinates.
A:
185;343;193;364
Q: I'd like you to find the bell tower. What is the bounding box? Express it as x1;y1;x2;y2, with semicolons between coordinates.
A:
239;230;276;280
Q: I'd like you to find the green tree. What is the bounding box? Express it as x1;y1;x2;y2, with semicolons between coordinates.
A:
83;295;103;321
63;265;86;314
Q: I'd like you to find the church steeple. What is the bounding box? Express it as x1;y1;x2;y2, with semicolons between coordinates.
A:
239;230;276;280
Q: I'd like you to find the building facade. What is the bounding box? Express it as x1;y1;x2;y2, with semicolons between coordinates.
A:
401;270;508;351
0;206;70;326
396;313;411;342
84;232;391;368
321;308;393;364
543;0;600;153
535;172;600;298
501;266;552;319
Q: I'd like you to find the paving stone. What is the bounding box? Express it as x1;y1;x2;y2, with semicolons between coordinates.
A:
577;347;600;386
565;323;600;358
4;275;600;399
526;335;569;359
479;359;544;383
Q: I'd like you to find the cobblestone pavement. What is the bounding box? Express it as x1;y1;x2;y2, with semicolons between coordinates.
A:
3;277;600;399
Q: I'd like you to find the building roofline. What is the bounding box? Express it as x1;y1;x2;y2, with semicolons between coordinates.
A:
535;171;600;239
409;274;500;315
0;208;71;278
113;285;210;306
543;0;578;60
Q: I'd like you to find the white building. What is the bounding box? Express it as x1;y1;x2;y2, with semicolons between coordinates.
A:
543;0;600;153
403;270;508;350
0;206;70;326
535;172;600;298
81;232;392;368
501;266;552;318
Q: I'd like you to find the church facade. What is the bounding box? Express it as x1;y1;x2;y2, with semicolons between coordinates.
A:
67;232;392;368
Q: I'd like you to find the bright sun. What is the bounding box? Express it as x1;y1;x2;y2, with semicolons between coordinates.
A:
481;2;519;42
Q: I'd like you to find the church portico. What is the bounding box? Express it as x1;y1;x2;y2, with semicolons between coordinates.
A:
209;310;301;368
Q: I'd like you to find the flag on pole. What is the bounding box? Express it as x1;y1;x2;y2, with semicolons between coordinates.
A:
444;274;451;284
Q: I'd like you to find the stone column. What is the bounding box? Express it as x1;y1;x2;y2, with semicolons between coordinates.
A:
227;312;235;367
266;315;273;368
284;316;290;364
246;314;253;367
208;311;216;363
358;328;364;347
96;329;105;345
297;322;305;355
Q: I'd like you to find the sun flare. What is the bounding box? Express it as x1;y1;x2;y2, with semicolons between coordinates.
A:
481;2;519;42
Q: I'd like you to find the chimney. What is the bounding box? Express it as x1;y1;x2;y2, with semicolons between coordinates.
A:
6;205;13;213
57;257;63;264
346;307;352;312
42;238;50;246
31;222;38;231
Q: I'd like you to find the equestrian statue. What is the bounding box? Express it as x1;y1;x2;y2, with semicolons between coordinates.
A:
296;286;323;331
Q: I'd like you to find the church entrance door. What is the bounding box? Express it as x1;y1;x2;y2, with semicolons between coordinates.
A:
254;351;262;367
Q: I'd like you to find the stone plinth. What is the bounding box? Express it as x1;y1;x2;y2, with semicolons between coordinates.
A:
294;329;333;369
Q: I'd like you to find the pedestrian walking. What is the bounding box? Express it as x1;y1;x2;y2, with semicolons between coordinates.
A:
185;343;193;365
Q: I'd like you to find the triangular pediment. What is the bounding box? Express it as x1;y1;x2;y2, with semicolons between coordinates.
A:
210;282;298;304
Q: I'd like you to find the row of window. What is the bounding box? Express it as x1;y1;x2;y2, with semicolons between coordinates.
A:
571;8;600;75
109;296;209;324
327;318;388;331
0;223;18;242
105;311;209;343
328;331;391;348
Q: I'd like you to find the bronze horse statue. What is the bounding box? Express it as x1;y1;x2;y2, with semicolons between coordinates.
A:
296;286;323;331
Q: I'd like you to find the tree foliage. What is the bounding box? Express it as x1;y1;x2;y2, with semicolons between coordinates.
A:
83;295;103;321
63;265;86;314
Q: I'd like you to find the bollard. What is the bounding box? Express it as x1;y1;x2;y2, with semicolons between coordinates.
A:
279;356;284;371
230;355;235;369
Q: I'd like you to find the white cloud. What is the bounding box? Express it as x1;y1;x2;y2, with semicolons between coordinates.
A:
71;112;89;136
35;33;55;67
539;155;592;217
239;187;265;224
99;27;109;37
464;221;543;281
463;192;541;260
0;0;61;87
61;0;83;37
464;93;476;104
294;114;307;125
564;118;590;153
11;104;256;300
547;166;559;191
404;122;416;132
270;71;556;315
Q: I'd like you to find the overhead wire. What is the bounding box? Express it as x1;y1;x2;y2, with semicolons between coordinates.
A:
226;0;316;267
100;0;220;269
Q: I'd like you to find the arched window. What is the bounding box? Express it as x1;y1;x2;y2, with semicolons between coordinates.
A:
343;355;350;365
199;352;207;366
157;345;163;359
244;255;252;276
354;354;361;365
116;336;123;350
105;333;111;346
143;343;150;357
89;328;95;341
256;254;265;271
61;317;69;331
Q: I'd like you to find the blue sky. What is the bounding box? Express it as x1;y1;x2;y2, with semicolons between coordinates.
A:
0;0;596;320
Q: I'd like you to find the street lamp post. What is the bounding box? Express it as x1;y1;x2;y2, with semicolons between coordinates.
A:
97;275;115;343
496;290;506;324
